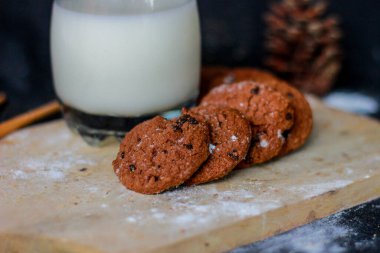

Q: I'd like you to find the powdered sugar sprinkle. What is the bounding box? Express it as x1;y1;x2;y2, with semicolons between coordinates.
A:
209;144;216;154
260;140;269;148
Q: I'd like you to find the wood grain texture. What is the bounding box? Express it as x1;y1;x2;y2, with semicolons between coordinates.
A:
0;97;379;253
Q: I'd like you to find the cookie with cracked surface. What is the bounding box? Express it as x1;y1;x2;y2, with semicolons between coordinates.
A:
210;67;276;88
211;67;313;155
201;81;294;166
183;106;251;185
199;66;231;101
112;115;210;194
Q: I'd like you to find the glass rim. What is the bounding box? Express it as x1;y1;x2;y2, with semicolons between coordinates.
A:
54;0;195;15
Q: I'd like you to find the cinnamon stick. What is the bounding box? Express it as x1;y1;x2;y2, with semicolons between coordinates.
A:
0;92;6;106
0;101;61;138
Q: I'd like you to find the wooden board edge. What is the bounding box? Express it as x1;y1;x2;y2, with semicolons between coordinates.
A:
152;173;380;253
0;233;103;253
2;170;379;253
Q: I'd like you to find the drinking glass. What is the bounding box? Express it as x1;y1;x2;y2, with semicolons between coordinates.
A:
51;0;201;145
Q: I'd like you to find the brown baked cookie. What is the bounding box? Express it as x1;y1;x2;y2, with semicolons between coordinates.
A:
112;115;210;194
199;66;231;101
211;68;313;155
201;81;294;166
211;67;275;88
183;106;251;185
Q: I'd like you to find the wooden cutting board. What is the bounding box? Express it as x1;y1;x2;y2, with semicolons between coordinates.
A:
1;97;379;253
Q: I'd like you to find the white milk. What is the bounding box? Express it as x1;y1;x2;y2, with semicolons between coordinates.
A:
51;0;200;116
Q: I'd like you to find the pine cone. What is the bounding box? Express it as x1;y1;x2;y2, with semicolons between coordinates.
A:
264;0;342;96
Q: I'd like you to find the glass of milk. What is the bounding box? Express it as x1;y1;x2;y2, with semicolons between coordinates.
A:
51;0;201;145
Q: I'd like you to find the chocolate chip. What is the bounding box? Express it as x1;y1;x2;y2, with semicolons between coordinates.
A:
287;92;294;98
163;150;168;154
184;143;193;150
172;124;183;132
286;113;293;120
184;114;199;124
187;116;199;125
129;164;136;172
250;86;260;95
252;134;260;144
177;114;199;126
173;114;199;131
79;167;87;172
137;137;141;142
177;115;189;124
120;152;125;159
176;118;185;126
227;152;239;161
282;129;291;139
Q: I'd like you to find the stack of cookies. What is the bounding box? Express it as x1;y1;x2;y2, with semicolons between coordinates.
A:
113;68;313;194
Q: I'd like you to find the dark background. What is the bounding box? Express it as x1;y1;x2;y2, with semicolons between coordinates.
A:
0;1;379;252
1;0;380;120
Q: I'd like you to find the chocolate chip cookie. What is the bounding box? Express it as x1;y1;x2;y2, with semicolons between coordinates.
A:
201;81;294;166
183;105;251;185
112;115;210;194
210;68;313;155
199;66;231;101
